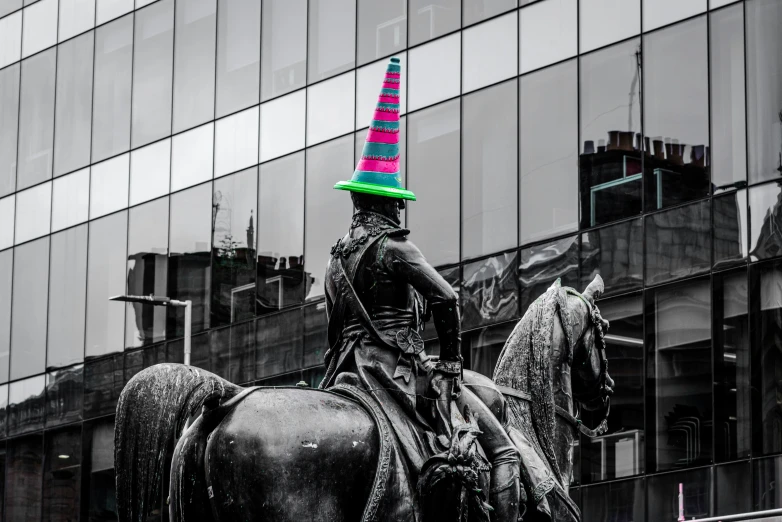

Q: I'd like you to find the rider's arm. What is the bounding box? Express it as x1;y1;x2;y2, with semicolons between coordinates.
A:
382;236;461;362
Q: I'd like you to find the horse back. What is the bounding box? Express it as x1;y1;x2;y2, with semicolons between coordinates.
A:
204;388;379;522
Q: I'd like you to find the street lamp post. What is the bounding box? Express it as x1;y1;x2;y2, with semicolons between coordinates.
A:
109;295;193;365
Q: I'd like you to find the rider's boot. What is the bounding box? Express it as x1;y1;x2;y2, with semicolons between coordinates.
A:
489;451;521;522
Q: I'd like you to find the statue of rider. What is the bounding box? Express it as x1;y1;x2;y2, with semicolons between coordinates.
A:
321;57;521;522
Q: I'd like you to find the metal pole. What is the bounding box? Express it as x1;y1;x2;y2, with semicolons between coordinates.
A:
184;300;192;366
687;508;782;522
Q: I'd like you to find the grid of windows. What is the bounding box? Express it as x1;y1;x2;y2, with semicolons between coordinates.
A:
0;0;779;519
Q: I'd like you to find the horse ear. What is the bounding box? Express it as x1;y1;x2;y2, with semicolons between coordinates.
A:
582;274;604;304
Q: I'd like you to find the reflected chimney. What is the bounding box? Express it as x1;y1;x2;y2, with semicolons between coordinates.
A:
278;257;287;270
607;130;620;151
288;256;300;269
691;145;706;168
584;140;595;154
618;131;634;151
670;139;684;165
653;138;665;159
664;138;673;160
644;136;651;156
597;139;606;153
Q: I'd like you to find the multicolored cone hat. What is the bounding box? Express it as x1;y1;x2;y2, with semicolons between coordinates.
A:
334;57;415;200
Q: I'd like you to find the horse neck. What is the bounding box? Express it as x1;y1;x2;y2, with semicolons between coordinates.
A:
551;336;576;491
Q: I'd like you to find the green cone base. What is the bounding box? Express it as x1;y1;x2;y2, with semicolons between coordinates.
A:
334;180;416;201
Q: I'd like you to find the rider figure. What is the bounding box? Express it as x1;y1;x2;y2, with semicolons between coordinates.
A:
322;57;521;522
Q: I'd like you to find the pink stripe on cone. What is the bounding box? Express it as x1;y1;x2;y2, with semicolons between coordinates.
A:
378;95;399;104
357;158;398;173
373;110;397;121
366;129;398;144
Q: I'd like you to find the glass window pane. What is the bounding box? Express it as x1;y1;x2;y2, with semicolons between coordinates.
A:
713;188;748;268
519;0;576;74
644;17;709;211
0;196;13;250
409;0;459;46
17;48;56;190
306;72;355;146
711;0;740;7
261;0;306;101
715;462;752;515
466;322;514;377
710;4;746;192
0;0;21;17
304;135;354;301
754;456;782;509
84;418;117;519
462;80;517;259
168;183;212;336
356;53;407;130
46;366;84;427
520;59;577;244
52;168;89;232
6;434;43;520
92;14;133;163
581;297;644;482
407;99;460;266
171;122;213;192
519;235;578;315
85;211;128;357
9;376;45;436
21;0;57;57
173;0;216;133
461;252;518;331
408;33;460;111
746;0;782;185
648;468;711;519
48;225;87;369
14;181;51;245
54;31;94;178
89;153;129;219
645;199;711;285
0;63;20;197
214;320;254;384
579;38;642;229
212;168;257;325
309;0;356;82
131;0;174;148
257;154;305;313
647;279;712;471
260;90;306;162
357;0;406;66
42;426;82;519
748;182;782;261
256;308;303;379
215;106;259;178
0;383;8;436
96;0;132;24
582;479;644;521
0;251;12;382
58;0;94;41
83;353;124;417
129;138;170;206
579;0;640;54
463;0;514;27
580;218;643;297
462;12;517;93
643;0;707;32
125;197;168;348
0;11;22;68
11;238;49;380
215;0;260;117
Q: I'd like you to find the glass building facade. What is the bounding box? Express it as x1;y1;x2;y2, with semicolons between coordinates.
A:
0;0;780;519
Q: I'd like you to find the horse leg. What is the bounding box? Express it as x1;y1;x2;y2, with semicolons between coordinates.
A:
169;413;215;522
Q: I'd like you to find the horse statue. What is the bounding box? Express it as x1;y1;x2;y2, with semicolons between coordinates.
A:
114;275;612;522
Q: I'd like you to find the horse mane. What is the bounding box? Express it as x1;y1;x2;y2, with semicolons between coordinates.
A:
492;280;572;485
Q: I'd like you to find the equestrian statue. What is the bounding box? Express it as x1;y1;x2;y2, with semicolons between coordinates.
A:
114;57;615;522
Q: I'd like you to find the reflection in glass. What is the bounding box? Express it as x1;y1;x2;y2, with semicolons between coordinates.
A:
462;12;517;93
520;60;578;244
54;31;94;178
216;0;260;117
48;226;87;369
357;0;406;66
753;456;782;509
17;48;56;190
173;0;216;133
749;182;782;261
14;181;51;245
96;0;132;24
581;479;644;522
130;139;170;206
644;17;710;210
0;384;7;437
85;418;117;520
125;198;169;348
0;251;11;382
407;99;460;267
309;0;356;81
6;435;43;520
256;308;303;379
83;354;124;418
212;168;257;325
648;279;712;471
519;235;578;316
579;39;642;228
0;12;21;69
463;0;515;26
306;72;355;146
409;0;459;46
11;238;49;380
215;106;259;178
715;461;752;516
356;55;407;129
45;366;83;427
8;375;45;436
519;0;576;74
462;80;517;259
171;123;213;192
422;266;460;341
21;0;57;57
710;4;746;192
746;0;782;185
580;218;642;297
89;153;129;219
648;463;711;520
461;252;518;331
92;14;133;163
86;211;128;358
212;321;254;384
260;90;306;162
258;154;305;312
188;332;227;378
465;322;514;377
643;0;706;32
408;34;460;111
131;0;174;148
0;0;21;17
581;296;644;482
168;183;212;337
43;427;82;520
58;0;95;41
303;301;328;369
645;200;711;285
261;0;307;101
714;189;748;267
304;136;354;301
579;0;640;54
0;196;13;250
0;63;19;197
52;168;89;232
